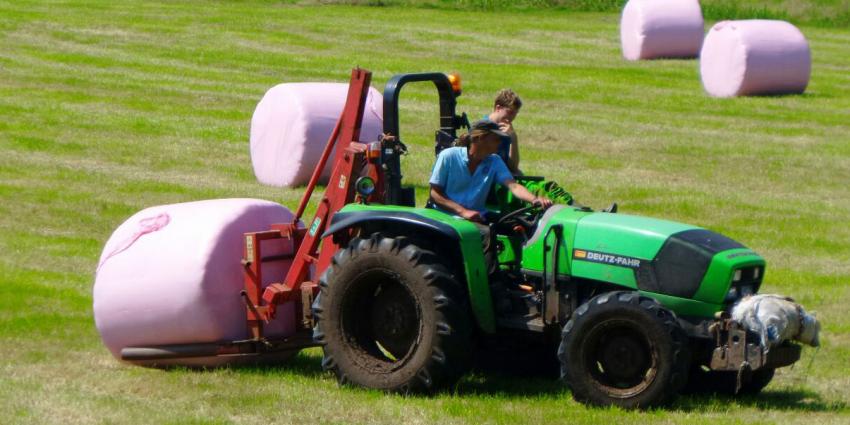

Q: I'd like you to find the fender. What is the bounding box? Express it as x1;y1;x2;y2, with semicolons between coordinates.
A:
323;210;458;241
323;205;496;333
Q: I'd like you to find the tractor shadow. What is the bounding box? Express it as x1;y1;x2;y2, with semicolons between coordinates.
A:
215;350;845;410
224;349;327;379
453;344;567;397
453;372;566;397
674;389;846;413
224;345;568;397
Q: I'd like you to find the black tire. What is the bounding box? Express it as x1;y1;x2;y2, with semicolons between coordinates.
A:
312;233;472;393
558;291;689;408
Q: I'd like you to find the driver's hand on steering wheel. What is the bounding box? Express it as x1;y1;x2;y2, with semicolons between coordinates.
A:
533;196;553;209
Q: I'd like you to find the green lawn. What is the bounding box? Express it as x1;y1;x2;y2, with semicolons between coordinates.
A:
1;1;848;423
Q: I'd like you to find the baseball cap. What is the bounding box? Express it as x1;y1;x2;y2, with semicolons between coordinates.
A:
470;119;509;139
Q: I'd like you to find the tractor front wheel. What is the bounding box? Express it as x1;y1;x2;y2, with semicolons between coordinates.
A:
313;234;472;393
558;291;689;408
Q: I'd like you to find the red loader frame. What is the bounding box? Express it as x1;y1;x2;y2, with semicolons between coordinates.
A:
120;68;385;362
242;67;385;339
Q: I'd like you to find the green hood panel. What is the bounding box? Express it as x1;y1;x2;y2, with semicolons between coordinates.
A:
573;213;698;258
570;213;698;287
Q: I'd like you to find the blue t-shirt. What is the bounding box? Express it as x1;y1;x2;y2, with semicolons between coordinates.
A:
429;146;513;215
483;115;512;166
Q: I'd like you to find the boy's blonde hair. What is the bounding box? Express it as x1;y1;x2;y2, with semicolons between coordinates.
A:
494;89;522;110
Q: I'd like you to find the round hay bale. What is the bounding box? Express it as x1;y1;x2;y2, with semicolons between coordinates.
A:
250;83;384;188
620;0;704;61
700;20;811;97
93;198;302;367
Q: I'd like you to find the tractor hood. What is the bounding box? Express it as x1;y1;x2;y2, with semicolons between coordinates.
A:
523;209;766;315
570;212;765;308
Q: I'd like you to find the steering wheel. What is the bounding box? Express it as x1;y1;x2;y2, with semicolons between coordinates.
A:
494;204;543;234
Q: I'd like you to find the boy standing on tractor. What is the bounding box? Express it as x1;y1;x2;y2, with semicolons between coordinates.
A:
483;89;575;206
486;89;522;175
430;120;552;272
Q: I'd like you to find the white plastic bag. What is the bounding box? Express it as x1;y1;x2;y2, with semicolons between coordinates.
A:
731;294;820;348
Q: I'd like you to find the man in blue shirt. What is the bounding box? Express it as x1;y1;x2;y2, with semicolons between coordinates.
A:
430;120;552;273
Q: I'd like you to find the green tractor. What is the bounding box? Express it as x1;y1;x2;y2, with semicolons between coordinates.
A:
312;71;803;408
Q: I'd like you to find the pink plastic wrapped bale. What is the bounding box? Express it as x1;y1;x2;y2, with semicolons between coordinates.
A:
620;0;704;60
700;20;811;97
250;83;384;188
93;198;302;367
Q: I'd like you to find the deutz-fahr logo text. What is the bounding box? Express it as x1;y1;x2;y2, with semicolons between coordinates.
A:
573;249;642;269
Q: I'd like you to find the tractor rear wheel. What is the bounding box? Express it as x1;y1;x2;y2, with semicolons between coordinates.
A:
312;233;472;393
558;291;689;408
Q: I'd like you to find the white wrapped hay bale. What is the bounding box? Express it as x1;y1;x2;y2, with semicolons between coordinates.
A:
94;198;301;367
700;20;811;97
620;0;704;60
250;83;384;188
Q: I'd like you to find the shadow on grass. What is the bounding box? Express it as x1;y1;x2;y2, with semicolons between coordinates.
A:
224;349;569;397
674;388;847;413
207;345;569;398
453;373;566;397
150;352;846;411
224;350;327;379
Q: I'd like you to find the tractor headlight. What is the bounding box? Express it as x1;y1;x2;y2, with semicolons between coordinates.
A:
726;267;761;303
355;176;376;197
725;283;755;303
725;286;739;302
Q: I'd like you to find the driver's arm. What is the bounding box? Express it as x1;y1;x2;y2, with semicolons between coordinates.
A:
505;179;553;208
430;184;483;222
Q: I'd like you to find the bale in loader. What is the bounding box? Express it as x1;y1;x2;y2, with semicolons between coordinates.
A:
94;199;301;367
250;83;384;187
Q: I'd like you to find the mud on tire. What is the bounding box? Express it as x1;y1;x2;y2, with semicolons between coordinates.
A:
558;291;689;408
312;233;472;393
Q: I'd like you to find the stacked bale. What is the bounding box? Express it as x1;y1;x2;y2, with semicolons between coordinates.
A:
250;83;384;188
700;20;811;97
93;198;301;367
620;0;704;60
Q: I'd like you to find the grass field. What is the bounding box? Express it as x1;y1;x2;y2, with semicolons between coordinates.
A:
1;1;849;424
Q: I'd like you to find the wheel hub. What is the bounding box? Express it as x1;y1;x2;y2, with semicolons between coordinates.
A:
597;334;650;383
584;319;658;397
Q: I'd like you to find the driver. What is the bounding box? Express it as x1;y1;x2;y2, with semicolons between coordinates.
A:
429;120;552;273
